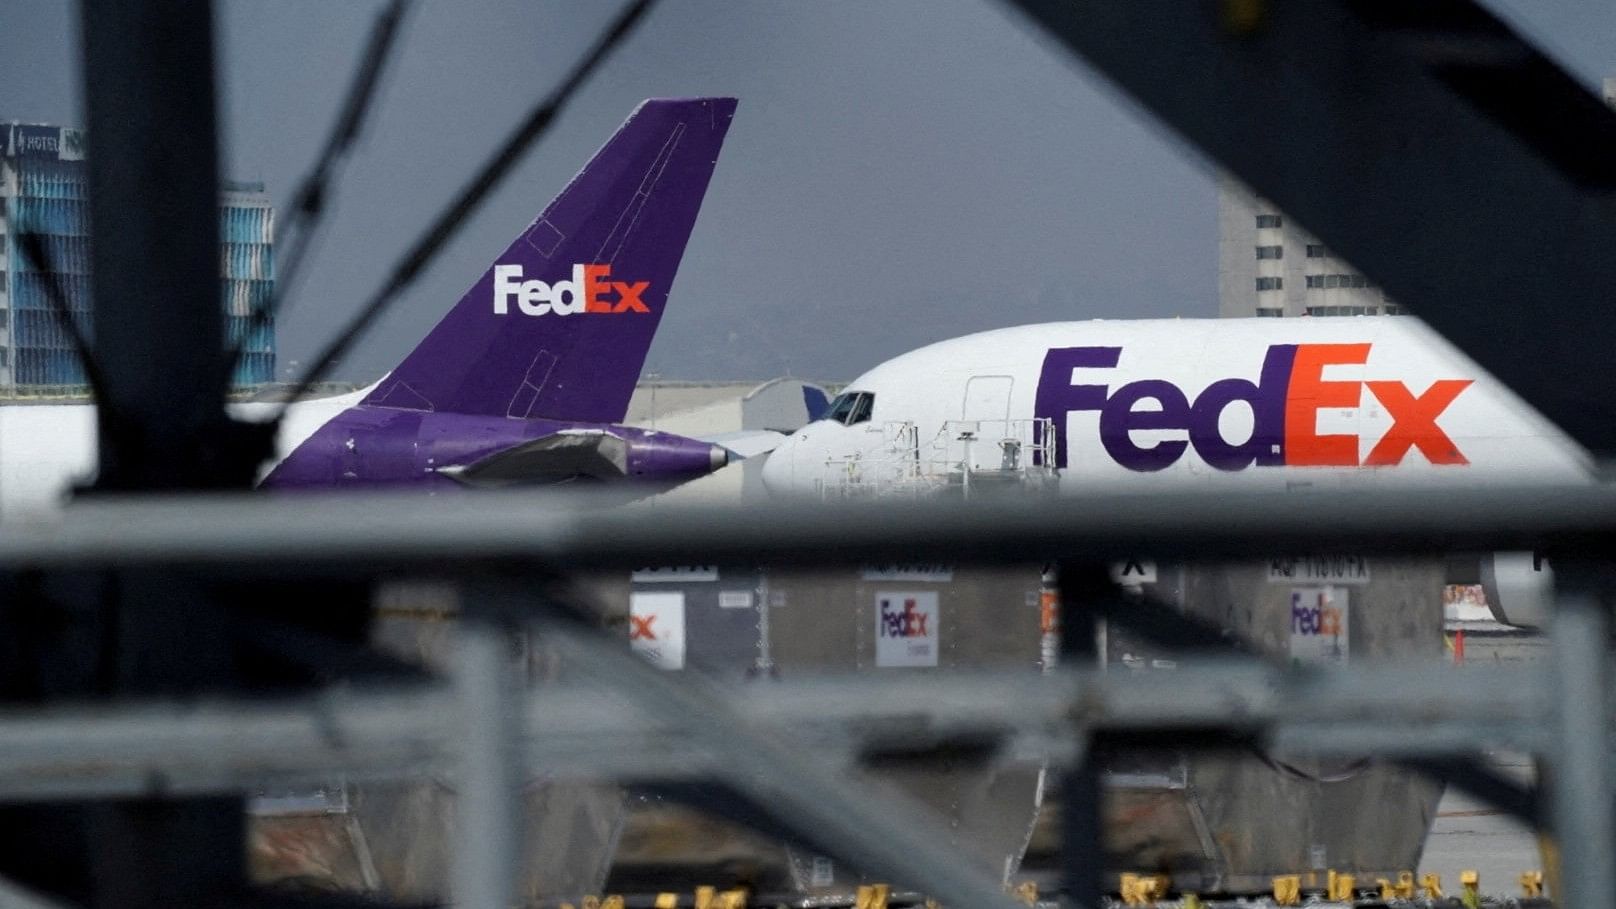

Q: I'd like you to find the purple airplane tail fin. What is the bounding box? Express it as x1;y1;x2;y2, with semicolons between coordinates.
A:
363;97;737;422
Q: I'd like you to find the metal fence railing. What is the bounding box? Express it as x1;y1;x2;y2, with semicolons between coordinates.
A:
15;0;1616;906
0;485;1608;906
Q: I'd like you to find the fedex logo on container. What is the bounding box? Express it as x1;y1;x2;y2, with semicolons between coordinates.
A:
492;263;650;316
875;591;939;668
879;597;932;639
1034;344;1473;472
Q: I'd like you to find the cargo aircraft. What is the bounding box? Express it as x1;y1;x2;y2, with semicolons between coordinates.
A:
0;97;788;518
762;317;1591;625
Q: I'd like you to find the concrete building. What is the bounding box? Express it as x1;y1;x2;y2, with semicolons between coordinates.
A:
1222;75;1616;319
0;121;275;391
1216;176;1404;319
622;377;832;437
622;377;831;504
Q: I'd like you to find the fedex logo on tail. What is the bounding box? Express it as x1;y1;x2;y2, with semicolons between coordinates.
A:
493;263;650;316
1034;343;1473;472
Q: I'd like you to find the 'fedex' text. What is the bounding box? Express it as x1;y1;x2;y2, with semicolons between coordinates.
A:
1033;343;1472;472
493;263;650;316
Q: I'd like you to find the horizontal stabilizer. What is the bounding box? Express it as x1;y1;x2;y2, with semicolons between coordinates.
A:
701;430;786;459
443;430;628;487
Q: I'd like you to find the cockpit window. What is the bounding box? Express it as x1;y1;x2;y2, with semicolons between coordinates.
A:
823;391;875;426
848;392;874;425
824;392;858;424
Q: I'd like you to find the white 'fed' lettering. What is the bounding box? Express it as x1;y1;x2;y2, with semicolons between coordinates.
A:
493;264;586;317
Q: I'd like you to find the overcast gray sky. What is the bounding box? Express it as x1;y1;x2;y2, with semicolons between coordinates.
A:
4;1;1616;383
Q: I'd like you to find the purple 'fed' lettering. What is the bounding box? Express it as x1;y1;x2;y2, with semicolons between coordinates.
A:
1188;346;1296;470
1033;347;1119;468
1034;343;1304;471
1098;379;1190;471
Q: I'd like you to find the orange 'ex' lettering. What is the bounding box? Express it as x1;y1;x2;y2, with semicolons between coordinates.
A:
629;614;657;641
1363;379;1473;465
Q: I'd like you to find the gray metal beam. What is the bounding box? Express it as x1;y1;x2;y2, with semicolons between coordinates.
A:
0;663;1550;802
1001;0;1616;457
1549;568;1614;906
451;621;523;909
4;483;1616;569
0;878;71;909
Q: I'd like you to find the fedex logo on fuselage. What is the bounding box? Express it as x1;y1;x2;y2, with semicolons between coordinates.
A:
492;263;650;316
1033;343;1473;472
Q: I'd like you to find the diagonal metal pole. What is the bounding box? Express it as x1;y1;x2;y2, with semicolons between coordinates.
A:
517;599;1027;909
0;877;70;909
1085;572;1544;827
1000;0;1616;457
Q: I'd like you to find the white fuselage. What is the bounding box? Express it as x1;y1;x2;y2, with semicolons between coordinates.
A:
762;317;1594;497
0;390;365;522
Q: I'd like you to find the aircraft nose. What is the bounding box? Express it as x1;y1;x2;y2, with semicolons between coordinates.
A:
762;432;807;497
761;439;794;496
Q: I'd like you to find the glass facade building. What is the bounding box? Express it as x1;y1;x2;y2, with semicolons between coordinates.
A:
0;121;275;392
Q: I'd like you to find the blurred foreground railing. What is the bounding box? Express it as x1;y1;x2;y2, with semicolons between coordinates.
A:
4;483;1616;569
0;660;1558;803
0;485;1611;907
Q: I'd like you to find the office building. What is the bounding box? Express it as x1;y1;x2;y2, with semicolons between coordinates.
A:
0;121;275;391
1216;176;1402;319
1221;75;1616;319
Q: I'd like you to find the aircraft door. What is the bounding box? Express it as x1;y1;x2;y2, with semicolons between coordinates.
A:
960;375;1014;471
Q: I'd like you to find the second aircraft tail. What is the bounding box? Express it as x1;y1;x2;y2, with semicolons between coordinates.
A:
363;97;738;423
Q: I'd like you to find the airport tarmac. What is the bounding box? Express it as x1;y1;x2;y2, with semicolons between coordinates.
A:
1420;628;1546;894
1421;755;1540;894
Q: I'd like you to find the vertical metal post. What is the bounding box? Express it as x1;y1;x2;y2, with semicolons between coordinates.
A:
77;0;239;706
1039;568;1059;673
81;0;230;489
755;569;775;675
1549;570;1614;908
454;618;523;909
0;5;257;907
1057;562;1105;909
